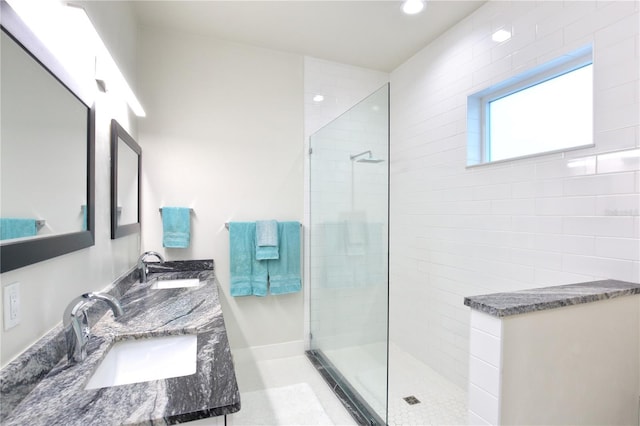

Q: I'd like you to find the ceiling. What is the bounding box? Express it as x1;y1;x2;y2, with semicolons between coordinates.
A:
133;1;485;72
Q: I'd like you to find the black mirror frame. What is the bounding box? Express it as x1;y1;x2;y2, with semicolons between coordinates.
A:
110;119;141;239
0;1;95;273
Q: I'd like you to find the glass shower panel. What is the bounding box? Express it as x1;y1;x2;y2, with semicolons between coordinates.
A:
309;84;389;424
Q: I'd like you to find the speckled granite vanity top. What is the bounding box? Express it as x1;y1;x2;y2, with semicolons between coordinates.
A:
0;259;240;425
464;279;640;318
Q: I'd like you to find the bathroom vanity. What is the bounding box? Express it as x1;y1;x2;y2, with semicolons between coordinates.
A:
465;279;640;425
0;260;240;425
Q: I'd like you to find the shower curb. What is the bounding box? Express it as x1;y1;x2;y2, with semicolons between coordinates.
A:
305;350;386;426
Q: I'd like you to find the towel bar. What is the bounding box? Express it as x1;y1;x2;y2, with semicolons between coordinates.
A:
224;222;302;230
159;208;194;213
35;220;45;231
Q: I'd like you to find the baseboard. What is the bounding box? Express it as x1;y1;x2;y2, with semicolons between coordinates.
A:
231;340;305;365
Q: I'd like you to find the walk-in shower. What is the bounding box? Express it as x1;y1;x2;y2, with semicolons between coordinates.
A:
307;83;389;425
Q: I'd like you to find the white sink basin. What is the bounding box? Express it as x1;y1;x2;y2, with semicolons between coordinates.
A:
85;334;198;390
151;278;201;289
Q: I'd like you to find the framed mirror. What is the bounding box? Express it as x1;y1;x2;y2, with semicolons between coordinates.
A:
110;119;141;239
0;1;95;273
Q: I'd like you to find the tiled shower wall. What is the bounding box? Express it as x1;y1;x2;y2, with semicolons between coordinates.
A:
390;0;639;388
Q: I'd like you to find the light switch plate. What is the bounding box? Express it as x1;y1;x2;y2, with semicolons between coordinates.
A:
4;282;20;330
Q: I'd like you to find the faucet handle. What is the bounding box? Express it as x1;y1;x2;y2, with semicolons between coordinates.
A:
63;292;123;363
138;251;165;264
63;293;123;324
138;251;165;283
65;303;89;363
84;292;124;317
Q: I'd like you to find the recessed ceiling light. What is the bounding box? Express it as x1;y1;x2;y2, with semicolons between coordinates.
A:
402;0;424;15
492;29;512;43
313;94;324;102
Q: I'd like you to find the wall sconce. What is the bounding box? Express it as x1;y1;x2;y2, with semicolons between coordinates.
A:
66;3;146;117
6;0;146;117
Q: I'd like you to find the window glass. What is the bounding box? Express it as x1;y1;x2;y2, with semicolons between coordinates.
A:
487;64;593;162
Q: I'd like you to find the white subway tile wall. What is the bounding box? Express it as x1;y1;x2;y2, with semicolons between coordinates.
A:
304;57;389;138
468;310;503;424
390;0;639;402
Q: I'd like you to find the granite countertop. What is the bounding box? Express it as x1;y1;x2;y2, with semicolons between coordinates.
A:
1;260;240;425
464;279;640;318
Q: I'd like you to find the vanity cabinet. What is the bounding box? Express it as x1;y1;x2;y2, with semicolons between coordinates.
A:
1;260;240;425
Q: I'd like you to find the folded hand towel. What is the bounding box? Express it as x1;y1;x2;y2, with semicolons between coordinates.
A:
0;218;37;240
344;211;367;256
256;220;279;260
268;222;301;295
162;207;191;248
229;222;268;297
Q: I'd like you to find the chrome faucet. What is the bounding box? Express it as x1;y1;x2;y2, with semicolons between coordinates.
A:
63;293;123;363
137;251;165;283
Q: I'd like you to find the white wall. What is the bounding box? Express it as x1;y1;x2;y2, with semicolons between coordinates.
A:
0;2;140;366
390;0;640;388
137;25;304;351
500;297;639;425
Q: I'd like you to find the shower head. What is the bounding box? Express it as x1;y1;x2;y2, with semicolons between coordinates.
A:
357;157;385;164
350;150;385;164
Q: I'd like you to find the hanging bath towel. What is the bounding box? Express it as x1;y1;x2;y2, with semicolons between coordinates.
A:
0;218;37;240
229;222;268;297
162;207;191;248
268;222;301;295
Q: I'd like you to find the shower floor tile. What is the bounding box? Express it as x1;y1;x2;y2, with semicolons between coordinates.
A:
388;343;468;426
225;345;466;425
323;342;468;425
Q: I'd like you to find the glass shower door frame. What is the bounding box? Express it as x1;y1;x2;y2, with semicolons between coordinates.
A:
307;83;390;426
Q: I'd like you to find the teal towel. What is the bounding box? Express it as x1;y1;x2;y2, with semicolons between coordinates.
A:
256;220;279;260
81;205;87;231
268;222;301;295
229;222;268;297
162;207;191;248
0;218;37;240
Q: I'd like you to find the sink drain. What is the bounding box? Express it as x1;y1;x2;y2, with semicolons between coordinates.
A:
403;395;421;405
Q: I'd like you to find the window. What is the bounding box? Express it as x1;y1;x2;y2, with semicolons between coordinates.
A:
467;47;593;166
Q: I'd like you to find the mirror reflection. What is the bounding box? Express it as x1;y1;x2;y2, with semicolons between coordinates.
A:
0;30;88;242
111;120;141;239
117;137;139;226
0;0;95;274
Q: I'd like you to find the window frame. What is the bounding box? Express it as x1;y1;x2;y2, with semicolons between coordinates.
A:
467;46;594;167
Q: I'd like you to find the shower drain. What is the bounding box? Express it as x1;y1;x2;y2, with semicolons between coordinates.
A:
403;395;421;405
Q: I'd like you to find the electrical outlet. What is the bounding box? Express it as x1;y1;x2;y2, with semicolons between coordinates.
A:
4;282;20;330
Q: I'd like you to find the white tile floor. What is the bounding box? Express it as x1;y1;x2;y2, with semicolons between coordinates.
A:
231;354;357;425
323;343;388;419
189;345;467;425
324;342;468;425
387;344;467;426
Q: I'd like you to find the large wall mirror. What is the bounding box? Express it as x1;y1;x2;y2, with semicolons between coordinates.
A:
111;119;141;239
0;1;95;273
